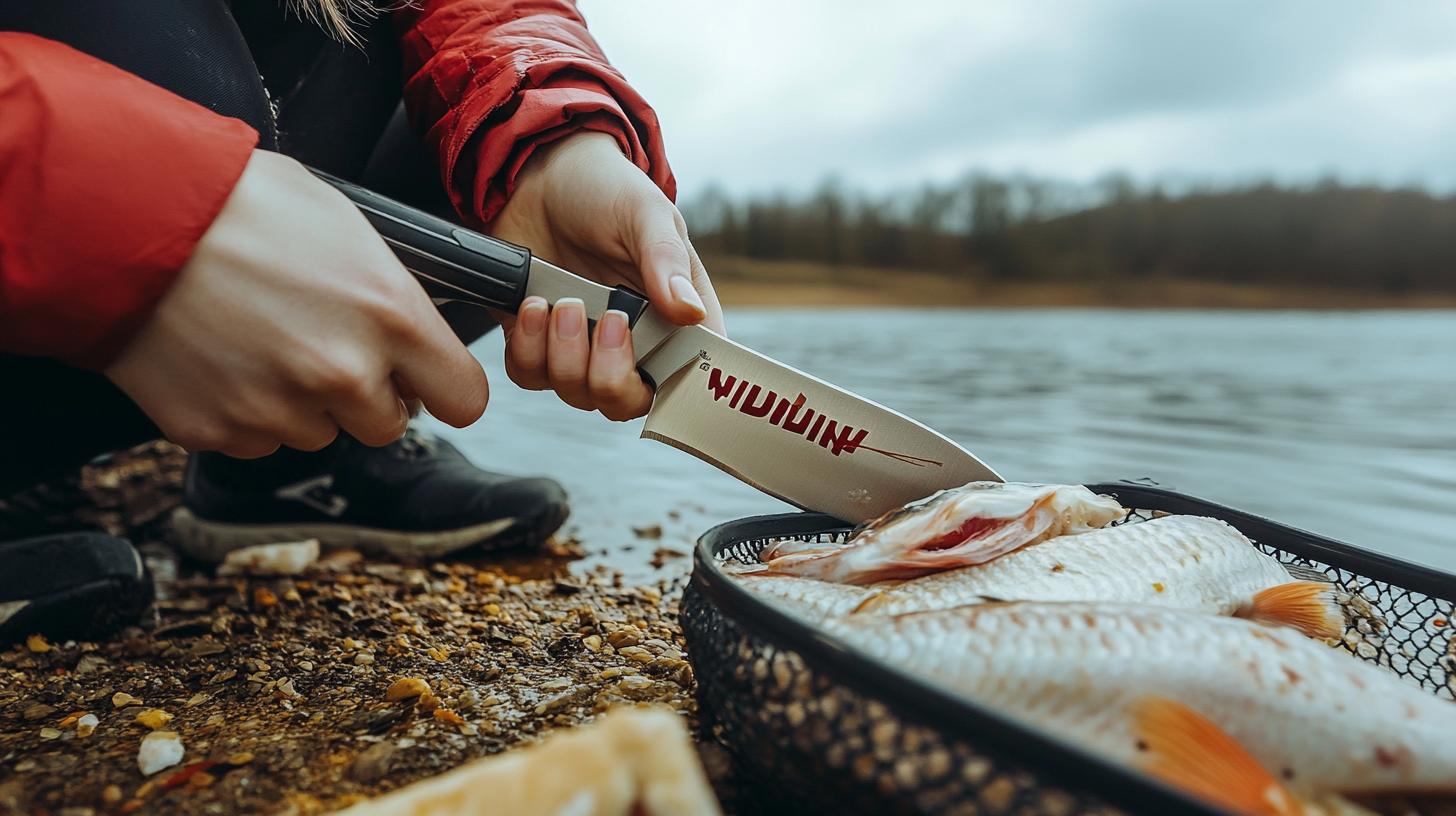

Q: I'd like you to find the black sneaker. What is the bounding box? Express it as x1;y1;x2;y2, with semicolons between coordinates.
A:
0;531;152;646
172;428;569;562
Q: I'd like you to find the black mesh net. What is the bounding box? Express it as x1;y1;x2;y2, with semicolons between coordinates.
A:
681;495;1455;815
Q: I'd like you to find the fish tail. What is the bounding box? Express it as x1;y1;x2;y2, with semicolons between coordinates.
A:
1238;581;1345;640
1132;696;1303;816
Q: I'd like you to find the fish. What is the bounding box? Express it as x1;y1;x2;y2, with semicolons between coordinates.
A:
850;515;1344;640
750;481;1126;584
335;707;721;816
730;573;878;620
826;602;1456;803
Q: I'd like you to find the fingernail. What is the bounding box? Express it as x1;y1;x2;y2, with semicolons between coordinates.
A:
520;298;548;336
554;298;584;339
598;309;629;350
669;275;707;319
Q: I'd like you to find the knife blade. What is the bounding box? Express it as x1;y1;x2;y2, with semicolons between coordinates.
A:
315;169;1003;522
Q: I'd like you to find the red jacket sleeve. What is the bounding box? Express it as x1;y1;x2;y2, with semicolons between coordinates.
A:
395;0;676;227
0;33;258;370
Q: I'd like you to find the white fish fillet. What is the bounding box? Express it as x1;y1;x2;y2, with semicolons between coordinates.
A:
335;707;720;816
753;482;1125;584
829;602;1456;795
856;515;1342;638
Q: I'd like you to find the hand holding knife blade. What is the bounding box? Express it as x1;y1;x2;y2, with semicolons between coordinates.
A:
315;169;1002;523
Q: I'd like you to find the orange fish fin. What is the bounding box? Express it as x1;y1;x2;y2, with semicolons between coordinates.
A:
1238;581;1344;640
1132;697;1302;816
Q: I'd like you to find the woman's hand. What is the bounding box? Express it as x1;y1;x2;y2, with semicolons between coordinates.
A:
105;150;488;459
491;132;723;421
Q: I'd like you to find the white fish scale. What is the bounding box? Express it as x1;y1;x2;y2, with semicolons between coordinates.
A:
830;603;1456;794
735;575;873;619
863;516;1295;617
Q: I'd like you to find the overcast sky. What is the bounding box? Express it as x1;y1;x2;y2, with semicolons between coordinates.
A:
581;1;1456;200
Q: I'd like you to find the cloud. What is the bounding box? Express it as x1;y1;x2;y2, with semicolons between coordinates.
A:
582;1;1456;197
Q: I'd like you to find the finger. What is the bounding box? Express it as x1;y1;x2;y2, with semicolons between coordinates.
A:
330;387;410;447
679;231;727;335
627;194;708;326
587;309;653;421
504;296;551;391
217;434;283;460
392;296;489;428
545;297;594;411
275;411;341;452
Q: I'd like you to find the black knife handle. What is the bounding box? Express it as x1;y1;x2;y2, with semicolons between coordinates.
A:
311;168;531;313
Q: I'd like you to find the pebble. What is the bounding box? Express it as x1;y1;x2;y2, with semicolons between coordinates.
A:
384;677;430;701
619;646;653;664
21;702;56;721
76;714;99;737
606;630;640;648
432;708;466;727
74;655;107;675
25;634;51;653
137;731;185;776
189;640;227;658
38;727;62;740
135;709;173;730
348;742;396;783
218;539;320;577
101;785;123;805
354;652;375;666
111;692;140;708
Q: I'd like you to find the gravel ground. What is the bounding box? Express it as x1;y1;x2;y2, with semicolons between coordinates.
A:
0;443;737;815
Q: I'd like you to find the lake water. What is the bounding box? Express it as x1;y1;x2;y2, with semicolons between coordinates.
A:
428;309;1456;578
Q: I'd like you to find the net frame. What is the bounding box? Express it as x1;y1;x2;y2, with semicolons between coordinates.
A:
681;483;1455;815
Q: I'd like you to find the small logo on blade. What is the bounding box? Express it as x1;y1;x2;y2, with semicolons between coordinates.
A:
699;357;943;467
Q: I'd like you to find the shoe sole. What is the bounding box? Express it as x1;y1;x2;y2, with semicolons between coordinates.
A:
170;502;569;563
0;545;151;644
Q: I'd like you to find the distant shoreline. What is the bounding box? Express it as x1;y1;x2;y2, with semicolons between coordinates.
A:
705;255;1456;309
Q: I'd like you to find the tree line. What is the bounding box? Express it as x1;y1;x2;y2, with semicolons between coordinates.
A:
681;174;1456;293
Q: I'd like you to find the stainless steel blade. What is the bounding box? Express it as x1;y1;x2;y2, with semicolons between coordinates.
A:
520;259;1001;519
639;325;1003;523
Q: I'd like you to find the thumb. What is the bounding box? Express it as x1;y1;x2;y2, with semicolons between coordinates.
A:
628;195;709;326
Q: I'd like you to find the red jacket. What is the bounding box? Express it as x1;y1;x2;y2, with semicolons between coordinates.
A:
0;1;674;370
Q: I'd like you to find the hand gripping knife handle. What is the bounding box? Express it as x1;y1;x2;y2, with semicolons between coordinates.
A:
310;168;652;327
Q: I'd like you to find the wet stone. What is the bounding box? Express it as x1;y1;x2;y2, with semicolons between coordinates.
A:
349;742;397;783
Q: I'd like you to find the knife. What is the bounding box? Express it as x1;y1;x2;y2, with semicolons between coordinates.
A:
315;170;1003;523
